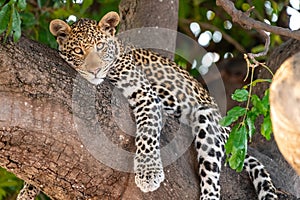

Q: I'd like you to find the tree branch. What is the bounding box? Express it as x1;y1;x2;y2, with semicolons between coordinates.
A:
0;35;299;200
0;36;200;199
216;0;300;40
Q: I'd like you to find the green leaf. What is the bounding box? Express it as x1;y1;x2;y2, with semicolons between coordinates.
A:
8;0;17;5
271;1;278;12
0;3;10;34
0;167;23;198
17;0;26;10
252;0;265;18
65;0;71;10
5;4;14;40
250;79;272;87
225;124;238;155
11;5;21;41
261;114;272;140
220;106;246;126
20;12;36;27
225;124;247;172
228;147;246;172
232;125;247;149
245;107;259;140
251;44;265;54
241;3;250;11
245;114;255;139
231;89;249;102
251;94;267;116
261;89;270;108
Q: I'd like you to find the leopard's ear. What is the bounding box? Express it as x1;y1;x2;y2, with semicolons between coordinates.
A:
49;19;71;45
98;11;120;36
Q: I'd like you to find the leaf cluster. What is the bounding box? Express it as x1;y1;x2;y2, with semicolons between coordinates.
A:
0;0;120;46
220;88;272;171
0;0;26;42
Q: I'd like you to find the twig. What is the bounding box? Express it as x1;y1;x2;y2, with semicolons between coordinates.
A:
248;30;270;61
243;32;272;82
216;0;300;41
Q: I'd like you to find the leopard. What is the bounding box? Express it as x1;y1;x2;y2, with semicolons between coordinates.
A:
16;11;278;200
17;182;40;200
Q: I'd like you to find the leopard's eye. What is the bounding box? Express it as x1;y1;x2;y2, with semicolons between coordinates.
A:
96;43;105;51
74;47;83;55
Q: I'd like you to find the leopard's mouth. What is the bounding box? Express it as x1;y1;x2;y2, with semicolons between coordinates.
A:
78;65;110;85
84;71;105;85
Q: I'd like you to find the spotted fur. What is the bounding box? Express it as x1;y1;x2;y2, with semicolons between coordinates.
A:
17;183;39;200
37;11;279;199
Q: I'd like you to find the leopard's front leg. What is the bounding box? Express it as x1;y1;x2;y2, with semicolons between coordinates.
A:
131;90;164;192
108;56;164;192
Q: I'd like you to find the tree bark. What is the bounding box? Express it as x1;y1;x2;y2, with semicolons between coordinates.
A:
0;35;200;199
119;0;178;59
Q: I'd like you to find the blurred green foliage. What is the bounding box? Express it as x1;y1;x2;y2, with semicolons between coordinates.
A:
178;0;286;54
0;167;22;199
0;0;287;50
0;167;50;200
0;0;120;46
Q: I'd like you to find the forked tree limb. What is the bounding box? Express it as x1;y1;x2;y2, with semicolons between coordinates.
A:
0;36;200;199
216;0;300;40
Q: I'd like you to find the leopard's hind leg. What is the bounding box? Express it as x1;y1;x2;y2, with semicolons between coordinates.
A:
191;106;228;200
191;105;278;200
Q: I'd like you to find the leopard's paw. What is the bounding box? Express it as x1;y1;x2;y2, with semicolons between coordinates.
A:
135;168;165;192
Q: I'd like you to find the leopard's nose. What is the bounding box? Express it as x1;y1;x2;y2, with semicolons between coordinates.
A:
88;68;101;75
84;51;102;75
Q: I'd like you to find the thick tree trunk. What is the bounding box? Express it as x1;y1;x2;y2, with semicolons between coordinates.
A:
0;34;270;199
119;0;178;59
119;0;178;31
0;36;200;199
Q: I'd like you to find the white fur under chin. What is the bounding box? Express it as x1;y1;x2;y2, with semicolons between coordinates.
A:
89;78;104;85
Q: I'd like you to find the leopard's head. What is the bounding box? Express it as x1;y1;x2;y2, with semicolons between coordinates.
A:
49;12;120;85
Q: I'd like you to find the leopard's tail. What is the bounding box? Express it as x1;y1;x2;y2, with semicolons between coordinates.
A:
244;154;278;200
